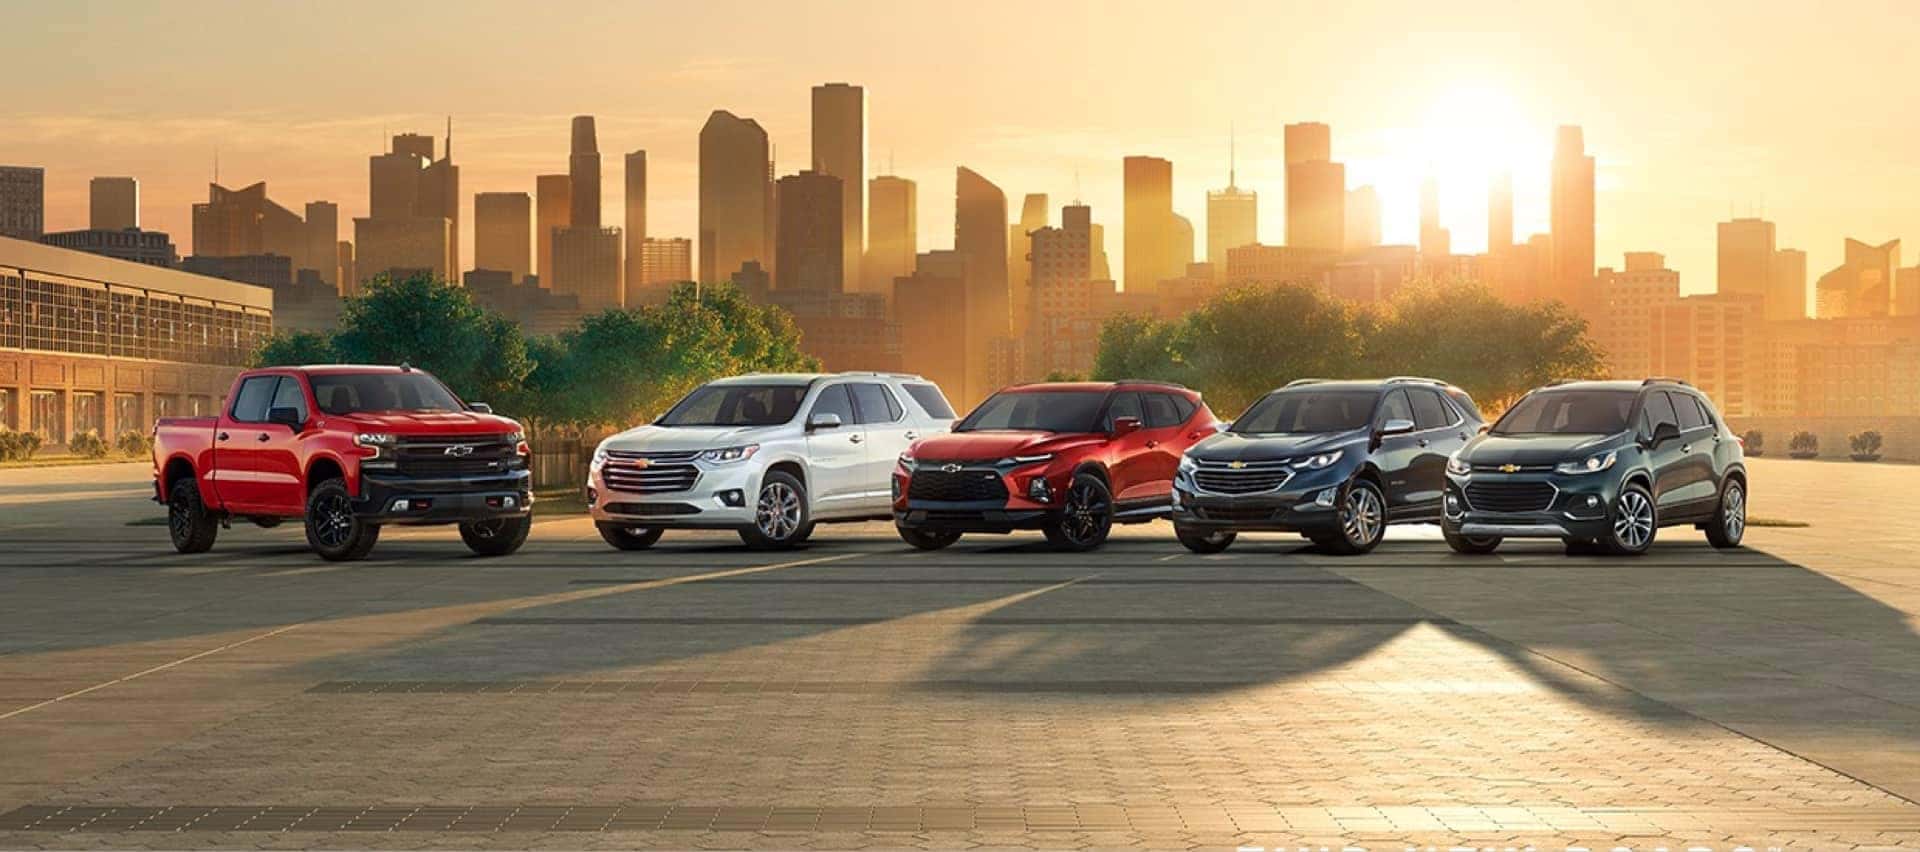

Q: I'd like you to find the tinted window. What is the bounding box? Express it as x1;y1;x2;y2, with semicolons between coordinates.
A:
229;376;279;423
269;377;308;421
1232;389;1378;434
902;383;955;419
1445;388;1484;423
1640;391;1679;435
1692;395;1719;428
1170;394;1197;422
1103;392;1143;430
1409;388;1453;430
1493;390;1637;435
810;384;856;425
1377;389;1413;426
958;391;1108;433
849;383;901;424
658;383;807;427
1142;393;1183;428
312;372;465;415
1672;392;1706;431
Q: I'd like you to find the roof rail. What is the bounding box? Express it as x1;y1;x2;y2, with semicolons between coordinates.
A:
1284;378;1329;388
1113;378;1189;389
1642;376;1692;387
1384;376;1448;387
836;370;926;380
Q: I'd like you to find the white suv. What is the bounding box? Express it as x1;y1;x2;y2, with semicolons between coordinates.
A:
588;372;957;550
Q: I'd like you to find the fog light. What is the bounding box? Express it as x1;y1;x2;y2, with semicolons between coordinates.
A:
585;486;597;507
1585;495;1600;508
503;495;517;509
1314;488;1337;507
1444;493;1463;518
390;498;409;512
1027;477;1052;503
717;489;745;507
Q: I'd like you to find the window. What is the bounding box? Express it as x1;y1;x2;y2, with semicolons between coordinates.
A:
849;383;902;424
30;390;62;440
1169;394;1197;423
0;388;14;431
1640;391;1679;435
1672;392;1707;431
1142;393;1183;428
1444;388;1484;423
229;376;280;423
1103;392;1144;430
902;383;955;419
188;395;212;416
71;391;104;437
810;384;856;424
1377;390;1413;426
270;377;309;422
1232;390;1380;434
957;390;1108;433
1691;395;1718;428
1494;390;1636;436
114;393;142;437
658;383;806;427
310;372;464;415
153;394;181;420
1409;388;1453;430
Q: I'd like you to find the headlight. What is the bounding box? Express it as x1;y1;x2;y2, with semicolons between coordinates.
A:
591;444;609;470
1000;453;1053;467
1554;450;1618;475
1447;455;1471;475
897;451;917;472
698;444;759;464
354;432;397;447
1292;451;1341;470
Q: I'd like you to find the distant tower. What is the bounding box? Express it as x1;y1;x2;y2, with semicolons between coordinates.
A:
1419;174;1450;259
89;176;139;231
1009;193;1048;338
1206;129;1257;269
1283;122;1344;253
863;174;917;300
955;167;1008;404
1343;186;1380;252
1123;155;1188;291
1551;125;1597;314
625;150;647;288
569;116;601;229
474;192;532;282
811;83;865;292
535;174;571;286
699;110;772;284
552;115;623;309
774;170;843;293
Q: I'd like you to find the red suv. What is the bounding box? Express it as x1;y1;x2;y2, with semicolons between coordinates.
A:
892;381;1219;551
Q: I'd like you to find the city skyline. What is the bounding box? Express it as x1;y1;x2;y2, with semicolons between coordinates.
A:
8;0;1920;293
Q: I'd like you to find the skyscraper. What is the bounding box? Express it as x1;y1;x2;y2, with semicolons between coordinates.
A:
1123;156;1189;291
1815;238;1900;318
893;250;971;406
535;174;570;287
1344;186;1380;252
301;201;339;288
1010;193;1048;337
637;238;692;287
1283;123;1344;254
1551;125;1597;314
774;170;843;293
354;131;457;288
863;174;916;297
1488;171;1513;253
1716;217;1775;300
551;116;623;310
955;167;1008;405
89;177;138;231
699;110;772;284
1418;175;1450;259
474;192;532;282
192;181;304;259
0;166;43;239
1770;247;1807;321
1026;203;1099;377
1206;137;1256;270
624;150;647;291
811;83;864;292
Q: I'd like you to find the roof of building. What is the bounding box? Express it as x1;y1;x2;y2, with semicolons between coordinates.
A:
0;234;273;311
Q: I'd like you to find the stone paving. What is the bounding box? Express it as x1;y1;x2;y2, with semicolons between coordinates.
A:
2;458;1918;849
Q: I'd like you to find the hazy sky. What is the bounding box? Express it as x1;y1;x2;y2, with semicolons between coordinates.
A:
9;0;1918;293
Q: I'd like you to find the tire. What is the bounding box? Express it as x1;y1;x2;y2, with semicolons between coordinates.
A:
165;476;219;554
1174;524;1236;554
1443;529;1502;554
1601;482;1657;556
460;516;531;556
1705;477;1746;549
1321;479;1387;556
304;478;380;561
738;470;811;550
1042;473;1114;552
598;523;664;550
897;526;961;551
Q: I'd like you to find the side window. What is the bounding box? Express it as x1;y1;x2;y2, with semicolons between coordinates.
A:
1640;391;1679;435
1409;388;1452;430
1672;392;1706;431
1142;393;1182;428
848;383;902;424
1170;394;1197;423
1691;395;1718;429
1103;392;1143;430
269;377;309;422
228;376;279;423
902;383;955;419
1445;388;1484;424
810;384;856;424
1376;389;1413;426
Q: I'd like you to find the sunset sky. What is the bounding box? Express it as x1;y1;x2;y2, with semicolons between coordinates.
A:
10;0;1918;293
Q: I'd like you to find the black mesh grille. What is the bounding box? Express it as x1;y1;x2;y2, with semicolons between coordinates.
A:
1465;481;1557;513
1193;504;1280;522
908;468;1009;502
601;502;701;516
392;435;520;478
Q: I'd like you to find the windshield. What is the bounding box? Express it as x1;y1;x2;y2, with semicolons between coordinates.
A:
1492;390;1637;435
956;390;1108;433
657;383;807;427
1231;389;1378;434
312;372;465;414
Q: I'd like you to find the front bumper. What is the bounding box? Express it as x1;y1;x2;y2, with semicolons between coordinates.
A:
1167;464;1345;532
891;461;1059;533
1443;471;1616;540
587;460;759;529
354;470;533;525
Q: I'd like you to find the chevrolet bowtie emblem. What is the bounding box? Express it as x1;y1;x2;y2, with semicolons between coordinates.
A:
1227;460;1246;469
940;463;963;474
1499;463;1520;473
443;444;474;457
632;458;651;469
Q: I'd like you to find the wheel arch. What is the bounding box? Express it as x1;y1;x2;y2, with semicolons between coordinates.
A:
306;454;347;495
764;458;808;492
1070;460;1109;485
161;455;197;500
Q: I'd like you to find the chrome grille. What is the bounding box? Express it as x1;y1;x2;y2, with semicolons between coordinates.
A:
1464;481;1557;513
1190;458;1293;495
602;449;700;494
1471;463;1554;473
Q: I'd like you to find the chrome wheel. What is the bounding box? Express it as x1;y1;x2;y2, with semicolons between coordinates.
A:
311;491;355;549
1341;486;1384;547
1060;478;1110;545
1723;483;1746;540
1613;489;1654;550
756;481;802;541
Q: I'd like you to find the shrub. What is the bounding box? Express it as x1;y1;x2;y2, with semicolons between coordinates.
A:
116;430;151;458
1788;431;1819;456
69;430;110;459
1850;430;1884;457
1742;430;1764;456
9;431;44;460
0;430;19;461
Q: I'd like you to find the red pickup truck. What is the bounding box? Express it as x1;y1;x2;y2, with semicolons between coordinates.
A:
152;364;534;560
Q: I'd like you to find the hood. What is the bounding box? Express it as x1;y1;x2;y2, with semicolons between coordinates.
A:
908;429;1103;462
331;410;522;435
600;423;783;453
1190;428;1368;462
1460;432;1628;465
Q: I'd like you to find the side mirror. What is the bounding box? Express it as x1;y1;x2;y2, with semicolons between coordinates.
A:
267;406;305;431
1647;422;1681;447
807;412;843;431
469;402;493;414
1378;418;1416;437
1110;416;1143;437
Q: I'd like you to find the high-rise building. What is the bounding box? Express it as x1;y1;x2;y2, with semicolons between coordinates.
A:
39;228;177;267
1224;243;1339;287
1418;175;1449;260
1596;252;1681;379
1344;186;1380;252
1651;293;1762;416
1009;193;1048;337
1283;123;1331;165
354;131;457;289
637;237;692;287
1026;203;1100;378
1488;172;1513;253
300;201;339;289
774;170;843;293
893;250;970;406
1206;143;1256;270
811;83;864;292
1770;248;1808;321
535;174;570;287
1283;122;1344;254
1551;126;1597;314
551;116;623;310
863;174;916;298
89;177;138;231
474;192;532;282
624;150;646;291
1898;264;1920;317
1717;217;1775;302
1816;238;1900;318
1123;156;1189;292
955;167;1008;406
0;166;45;239
699;110;772;284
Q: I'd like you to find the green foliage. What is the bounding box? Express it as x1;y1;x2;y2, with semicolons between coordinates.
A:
1091;314;1186;386
1789;430;1819;454
1042;370;1087;383
117;430;152;458
0;430;37;461
1742;429;1764;455
1850;430;1883;456
1358;281;1604;412
330;273;533;409
69;430;109;459
251;330;336;368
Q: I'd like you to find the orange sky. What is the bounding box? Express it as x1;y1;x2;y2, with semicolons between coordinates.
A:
10;0;1918;294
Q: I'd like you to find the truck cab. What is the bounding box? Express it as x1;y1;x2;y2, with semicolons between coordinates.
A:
152;365;533;561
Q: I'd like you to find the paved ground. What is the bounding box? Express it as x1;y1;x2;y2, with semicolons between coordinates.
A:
1;459;1918;850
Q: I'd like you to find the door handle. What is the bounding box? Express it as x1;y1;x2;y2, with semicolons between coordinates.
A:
217;432;230;442
256;433;270;443
1681;444;1691;453
1144;440;1159;448
1417;439;1430;448
849;434;863;444
904;431;918;440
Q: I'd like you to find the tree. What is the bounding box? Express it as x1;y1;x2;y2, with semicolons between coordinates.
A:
251;330;336;368
1091;314;1186;386
1360;280;1604;412
329;272;534;409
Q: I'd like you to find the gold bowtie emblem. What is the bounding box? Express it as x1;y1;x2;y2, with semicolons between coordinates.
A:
1228;460;1246;469
1499;463;1520;473
632;458;652;469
